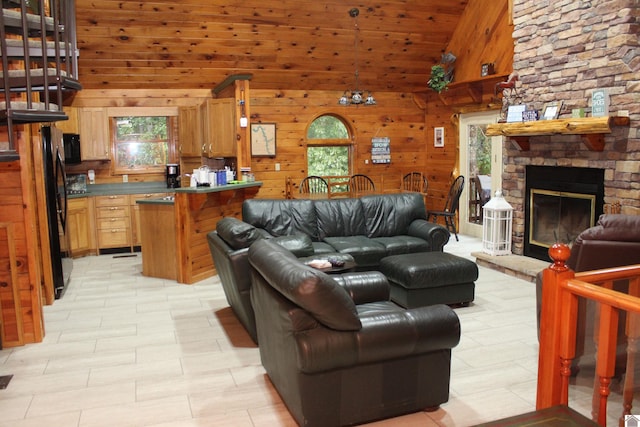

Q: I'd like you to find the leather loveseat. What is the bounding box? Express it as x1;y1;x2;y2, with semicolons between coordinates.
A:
248;239;461;427
208;193;450;342
536;214;640;367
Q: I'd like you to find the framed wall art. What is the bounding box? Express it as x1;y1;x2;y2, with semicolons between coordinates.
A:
542;101;563;120
434;127;444;147
251;123;277;156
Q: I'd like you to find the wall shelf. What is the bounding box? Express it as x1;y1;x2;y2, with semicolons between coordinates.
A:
485;116;630;151
413;74;509;108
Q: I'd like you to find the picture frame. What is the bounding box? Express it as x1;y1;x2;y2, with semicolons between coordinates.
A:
250;123;277;157
434;127;444;147
542;101;563;120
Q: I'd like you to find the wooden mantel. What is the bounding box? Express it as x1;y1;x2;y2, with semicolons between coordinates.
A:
486;116;630;151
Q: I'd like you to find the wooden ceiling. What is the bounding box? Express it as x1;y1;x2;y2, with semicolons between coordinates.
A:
75;0;470;93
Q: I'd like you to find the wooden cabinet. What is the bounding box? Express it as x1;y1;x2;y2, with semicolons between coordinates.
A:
178;106;203;157
78;107;110;160
200;98;236;157
67;197;94;257
56;107;80;134
130;193;167;247
95;195;131;252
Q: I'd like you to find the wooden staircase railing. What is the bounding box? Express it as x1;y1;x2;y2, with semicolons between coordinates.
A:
538;243;640;426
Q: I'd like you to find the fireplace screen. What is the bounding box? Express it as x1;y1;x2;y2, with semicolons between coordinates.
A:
529;189;596;248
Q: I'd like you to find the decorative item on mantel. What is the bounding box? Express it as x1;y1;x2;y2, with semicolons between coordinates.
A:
338;8;376;106
494;72;520;122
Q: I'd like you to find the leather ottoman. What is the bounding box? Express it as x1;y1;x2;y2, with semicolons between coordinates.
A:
379;252;478;308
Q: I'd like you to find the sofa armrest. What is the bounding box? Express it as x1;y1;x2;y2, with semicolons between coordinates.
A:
295;304;460;373
332;271;390;304
407;219;450;251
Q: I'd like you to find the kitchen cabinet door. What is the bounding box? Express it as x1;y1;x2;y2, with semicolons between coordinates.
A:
130;193;168;247
178;106;203;157
78;108;110;160
67;197;93;257
200;98;237;158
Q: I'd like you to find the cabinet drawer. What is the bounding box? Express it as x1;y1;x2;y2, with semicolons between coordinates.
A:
97;229;130;247
130;193;166;203
95;195;129;207
96;206;129;219
97;217;129;229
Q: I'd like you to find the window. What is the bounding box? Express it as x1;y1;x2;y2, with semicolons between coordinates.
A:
111;116;175;174
306;115;352;194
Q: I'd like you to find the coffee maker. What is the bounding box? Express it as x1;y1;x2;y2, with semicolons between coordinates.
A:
166;163;181;188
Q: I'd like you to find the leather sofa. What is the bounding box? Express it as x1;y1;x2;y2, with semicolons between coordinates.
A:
208;193;450;342
248;239;461;427
242;192;450;267
536;214;640;367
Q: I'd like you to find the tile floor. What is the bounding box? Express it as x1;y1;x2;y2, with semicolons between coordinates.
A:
0;235;607;426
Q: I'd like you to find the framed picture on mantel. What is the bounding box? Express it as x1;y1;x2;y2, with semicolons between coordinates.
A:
542;101;563;120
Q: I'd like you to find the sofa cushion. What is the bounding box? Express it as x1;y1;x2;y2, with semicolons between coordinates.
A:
370;235;431;256
272;234;315;257
243;199;320;240
314;198;366;239
360;193;427;237
323;236;387;267
216;217;263;250
249;240;362;331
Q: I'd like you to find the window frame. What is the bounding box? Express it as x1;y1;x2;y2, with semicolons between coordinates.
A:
108;107;178;176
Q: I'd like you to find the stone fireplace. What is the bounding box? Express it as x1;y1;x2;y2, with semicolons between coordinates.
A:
501;0;639;256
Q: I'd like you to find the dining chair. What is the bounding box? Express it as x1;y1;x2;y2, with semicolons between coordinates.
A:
348;174;375;193
402;172;428;194
427;175;465;241
299;175;329;194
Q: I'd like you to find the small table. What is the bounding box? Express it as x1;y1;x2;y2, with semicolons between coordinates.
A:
315;260;356;274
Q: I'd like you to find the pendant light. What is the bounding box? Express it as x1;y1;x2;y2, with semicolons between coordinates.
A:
338;8;376;106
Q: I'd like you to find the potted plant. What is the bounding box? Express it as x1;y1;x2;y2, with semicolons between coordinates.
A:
428;65;450;93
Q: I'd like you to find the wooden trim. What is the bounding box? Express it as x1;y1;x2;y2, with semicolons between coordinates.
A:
0;222;25;347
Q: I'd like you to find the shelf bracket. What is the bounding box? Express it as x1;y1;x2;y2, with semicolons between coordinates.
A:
510;136;530;151
582;134;605;151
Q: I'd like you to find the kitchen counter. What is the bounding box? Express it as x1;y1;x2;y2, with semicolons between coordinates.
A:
139;181;262;283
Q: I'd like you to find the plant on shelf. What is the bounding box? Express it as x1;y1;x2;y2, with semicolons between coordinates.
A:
428;65;450;93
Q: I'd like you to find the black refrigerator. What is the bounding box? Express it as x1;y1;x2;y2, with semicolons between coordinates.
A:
42;126;73;299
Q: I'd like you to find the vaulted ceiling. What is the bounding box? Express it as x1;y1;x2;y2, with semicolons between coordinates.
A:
75;0;470;93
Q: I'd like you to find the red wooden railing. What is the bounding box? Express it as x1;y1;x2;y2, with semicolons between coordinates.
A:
537;243;640;426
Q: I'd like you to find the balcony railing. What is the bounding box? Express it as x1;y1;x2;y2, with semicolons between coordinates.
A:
538;242;640;426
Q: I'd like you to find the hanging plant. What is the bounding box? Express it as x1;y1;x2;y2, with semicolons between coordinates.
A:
428;65;450;93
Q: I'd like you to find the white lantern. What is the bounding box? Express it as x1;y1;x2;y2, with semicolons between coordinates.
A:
482;190;513;256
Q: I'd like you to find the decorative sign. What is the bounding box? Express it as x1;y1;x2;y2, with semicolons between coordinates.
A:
371;137;391;164
591;89;609;117
522;109;539;122
506;105;526;122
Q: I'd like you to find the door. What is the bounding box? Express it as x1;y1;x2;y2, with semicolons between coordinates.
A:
459;111;503;238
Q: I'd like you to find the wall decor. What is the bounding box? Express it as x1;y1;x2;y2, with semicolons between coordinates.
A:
542;101;563;120
251;123;276;156
522;108;539;122
591;89;609;117
371;137;391;164
434;127;444;147
506;105;526;122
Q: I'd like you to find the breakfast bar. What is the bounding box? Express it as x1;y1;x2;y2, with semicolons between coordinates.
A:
138;181;262;284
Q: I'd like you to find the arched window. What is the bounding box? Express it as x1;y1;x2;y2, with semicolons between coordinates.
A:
306;114;352;193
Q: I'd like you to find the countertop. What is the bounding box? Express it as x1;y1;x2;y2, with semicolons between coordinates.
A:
67;182;172;198
174;181;262;194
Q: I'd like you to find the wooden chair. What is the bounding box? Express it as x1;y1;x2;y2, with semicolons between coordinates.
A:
402;172;428;193
427;175;465;241
300;175;329;194
348;174;375;193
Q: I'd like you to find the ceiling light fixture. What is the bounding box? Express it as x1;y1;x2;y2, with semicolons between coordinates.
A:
338;8;376;106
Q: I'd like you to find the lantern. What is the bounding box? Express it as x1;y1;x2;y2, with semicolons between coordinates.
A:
482;190;513;256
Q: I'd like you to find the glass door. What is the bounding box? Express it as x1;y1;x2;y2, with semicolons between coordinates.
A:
459;111;503;238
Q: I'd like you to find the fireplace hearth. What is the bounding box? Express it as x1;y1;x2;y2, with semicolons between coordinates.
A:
524;166;604;261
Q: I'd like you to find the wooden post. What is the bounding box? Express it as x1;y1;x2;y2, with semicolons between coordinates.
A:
537;243;575;409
